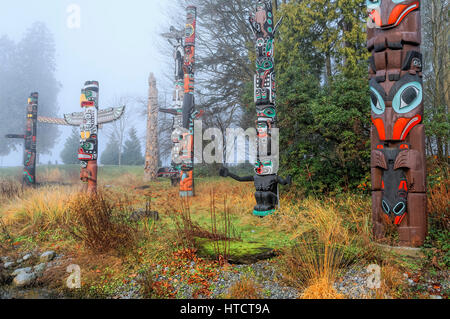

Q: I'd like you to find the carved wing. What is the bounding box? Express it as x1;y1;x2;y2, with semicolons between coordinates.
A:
63;112;84;126
98;106;125;124
38;116;72;126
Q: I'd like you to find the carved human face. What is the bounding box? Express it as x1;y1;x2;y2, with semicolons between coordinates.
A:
367;0;419;29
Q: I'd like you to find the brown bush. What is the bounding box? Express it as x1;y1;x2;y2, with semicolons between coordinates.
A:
66;191;137;254
226;276;262;299
428;176;449;230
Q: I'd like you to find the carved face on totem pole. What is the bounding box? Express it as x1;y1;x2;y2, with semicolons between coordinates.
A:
179;6;197;197
79;81;99;190
250;0;280;177
367;0;426;246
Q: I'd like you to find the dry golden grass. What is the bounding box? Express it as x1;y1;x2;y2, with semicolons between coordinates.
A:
273;196;374;299
38;167;64;183
226;276;263;299
300;277;345;299
1;185;79;234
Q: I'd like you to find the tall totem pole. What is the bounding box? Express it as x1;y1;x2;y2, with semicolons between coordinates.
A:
77;81;100;193
144;73;159;182
158;26;185;186
367;0;426;246
5;93;38;186
38;81;125;193
179;6;198;198
220;0;291;217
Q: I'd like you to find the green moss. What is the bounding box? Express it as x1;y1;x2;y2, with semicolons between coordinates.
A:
196;238;277;264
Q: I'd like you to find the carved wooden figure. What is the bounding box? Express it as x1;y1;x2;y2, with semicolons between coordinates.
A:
220;0;291;217
5;92;39;187
367;0;426;246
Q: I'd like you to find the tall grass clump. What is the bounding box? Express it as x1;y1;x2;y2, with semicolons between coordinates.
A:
275;198;362;298
0;178;23;202
2;186;76;234
226;276;263;299
66;191;137;254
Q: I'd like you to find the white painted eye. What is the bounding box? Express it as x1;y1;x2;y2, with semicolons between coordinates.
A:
399;86;419;109
370;87;385;114
371;91;382;110
366;0;381;8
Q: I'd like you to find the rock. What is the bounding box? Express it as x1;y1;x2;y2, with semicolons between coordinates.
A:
13;272;37;288
3;261;15;269
33;263;47;275
16;258;23;264
1;256;11;263
430;295;443;300
12;267;32;277
40;251;56;263
22;253;32;261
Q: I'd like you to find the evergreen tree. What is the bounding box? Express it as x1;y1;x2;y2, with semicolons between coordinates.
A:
101;133;120;165
0;22;61;157
276;0;370;194
121;127;144;166
60;127;80;164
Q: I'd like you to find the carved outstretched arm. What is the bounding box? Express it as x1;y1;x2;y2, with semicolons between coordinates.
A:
277;175;292;186
219;167;254;182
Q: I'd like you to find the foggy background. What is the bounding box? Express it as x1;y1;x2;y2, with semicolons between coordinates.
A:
0;0;174;166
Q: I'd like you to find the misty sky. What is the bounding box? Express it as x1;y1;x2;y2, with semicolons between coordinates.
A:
0;0;174;166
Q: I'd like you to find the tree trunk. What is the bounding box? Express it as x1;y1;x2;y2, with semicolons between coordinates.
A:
144;73;159;182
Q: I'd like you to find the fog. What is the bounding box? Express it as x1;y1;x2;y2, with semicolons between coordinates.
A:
0;0;173;166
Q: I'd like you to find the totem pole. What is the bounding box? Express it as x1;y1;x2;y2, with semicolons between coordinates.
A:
37;81;125;193
5;92;38;186
158;26;185;186
367;0;427;246
144;73;159;182
179;6;199;197
77;81;100;193
219;0;291;217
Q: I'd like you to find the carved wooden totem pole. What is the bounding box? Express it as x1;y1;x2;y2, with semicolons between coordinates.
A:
5;92;38;186
144;73;159;182
38;81;125;193
77;81;100;193
158;26;185;186
220;0;291;217
367;0;427;246
179;6;198;197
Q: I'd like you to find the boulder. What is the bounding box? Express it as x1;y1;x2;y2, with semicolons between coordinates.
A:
12;267;32;277
40;251;56;263
33;263;47;275
13;272;37;288
3;261;15;269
